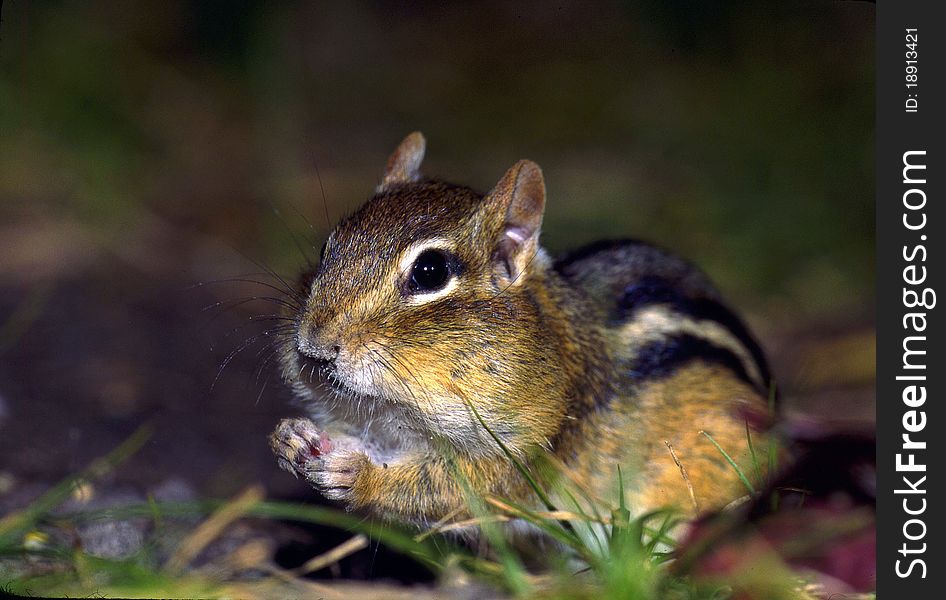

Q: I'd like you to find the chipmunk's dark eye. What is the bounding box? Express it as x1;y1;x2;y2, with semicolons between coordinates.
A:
409;249;451;293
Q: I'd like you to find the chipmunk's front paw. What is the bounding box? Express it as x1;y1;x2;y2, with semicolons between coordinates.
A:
270;418;372;507
315;451;372;504
270;418;334;480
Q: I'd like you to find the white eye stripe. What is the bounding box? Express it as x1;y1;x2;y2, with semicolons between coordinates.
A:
406;276;459;305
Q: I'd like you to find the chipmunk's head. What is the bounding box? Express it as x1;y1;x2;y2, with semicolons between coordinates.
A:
285;133;580;455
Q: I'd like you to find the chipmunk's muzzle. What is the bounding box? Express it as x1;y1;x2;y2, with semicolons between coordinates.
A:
296;333;378;399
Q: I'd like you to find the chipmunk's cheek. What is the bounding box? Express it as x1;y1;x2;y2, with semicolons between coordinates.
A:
332;350;386;397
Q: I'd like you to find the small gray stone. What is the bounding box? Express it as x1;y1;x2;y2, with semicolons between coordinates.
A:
72;489;147;560
77;519;145;559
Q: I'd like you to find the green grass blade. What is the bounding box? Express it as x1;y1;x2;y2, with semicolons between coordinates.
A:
700;430;756;495
465;401;555;511
744;420;764;489
462;399;585;545
0;425;153;545
767;380;780;511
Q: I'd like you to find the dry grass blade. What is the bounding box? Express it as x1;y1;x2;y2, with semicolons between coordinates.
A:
484;497;601;524
292;534;369;576
413;506;465;542
426;514;513;536
420;501;607;538
165;485;264;574
665;440;698;512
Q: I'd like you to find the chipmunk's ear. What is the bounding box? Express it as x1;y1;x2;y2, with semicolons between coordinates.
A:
484;160;546;286
377;132;426;192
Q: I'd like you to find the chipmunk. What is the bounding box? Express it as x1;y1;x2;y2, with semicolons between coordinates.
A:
270;132;776;526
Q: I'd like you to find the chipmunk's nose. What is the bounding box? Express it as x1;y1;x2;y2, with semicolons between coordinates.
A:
297;329;341;364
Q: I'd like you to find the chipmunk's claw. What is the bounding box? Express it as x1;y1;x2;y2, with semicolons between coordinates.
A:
270;418;332;479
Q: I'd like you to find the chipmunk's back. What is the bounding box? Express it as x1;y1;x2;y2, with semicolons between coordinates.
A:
555;239;774;512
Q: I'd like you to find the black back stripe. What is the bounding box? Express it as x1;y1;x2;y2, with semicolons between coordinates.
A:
616;276;771;390
627;334;754;388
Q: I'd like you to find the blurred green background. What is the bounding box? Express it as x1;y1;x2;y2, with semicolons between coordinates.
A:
0;1;873;502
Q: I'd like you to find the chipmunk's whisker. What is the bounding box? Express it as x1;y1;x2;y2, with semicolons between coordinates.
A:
189;275;306;308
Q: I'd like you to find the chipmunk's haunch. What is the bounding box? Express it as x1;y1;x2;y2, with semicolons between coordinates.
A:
270;132;776;525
